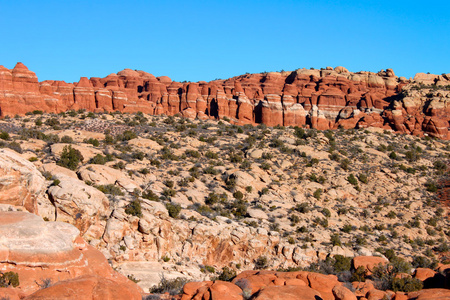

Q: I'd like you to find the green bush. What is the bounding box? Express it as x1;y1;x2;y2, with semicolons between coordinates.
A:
333;255;351;272
60;135;74;143
217;266;236;281
425;181;438;193
233;191;244;200
350;266;367;282
142;189;159;201
125;199;142;217
347;174;358;186
358;173;368;184
89;154;114;165
254;256;269;269
340;159;350;170
57;145;84;170
0;271;19;287
391;277;423;292
149;274;187;295
331;234;341;246
0;131;10;140
96;184;124;196
84;138;100;147
166;203;181;218
313;188;322;200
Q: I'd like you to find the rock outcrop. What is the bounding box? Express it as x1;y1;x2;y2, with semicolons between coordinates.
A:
0;211;142;298
0;63;448;139
0;149;45;213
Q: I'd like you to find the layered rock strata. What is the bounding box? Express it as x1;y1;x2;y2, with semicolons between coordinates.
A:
0;63;448;139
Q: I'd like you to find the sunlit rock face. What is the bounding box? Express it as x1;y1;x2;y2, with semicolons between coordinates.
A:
0;63;448;139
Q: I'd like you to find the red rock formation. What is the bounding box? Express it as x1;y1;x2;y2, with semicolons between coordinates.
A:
0;63;448;139
0;211;143;297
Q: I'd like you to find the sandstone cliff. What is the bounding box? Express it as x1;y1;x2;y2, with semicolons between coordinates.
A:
0;63;448;139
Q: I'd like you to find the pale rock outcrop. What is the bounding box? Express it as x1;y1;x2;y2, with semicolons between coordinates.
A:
0;149;45;213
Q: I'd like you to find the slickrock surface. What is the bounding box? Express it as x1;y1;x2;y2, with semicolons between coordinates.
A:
0;211;142;297
0;63;448;139
0;149;45;213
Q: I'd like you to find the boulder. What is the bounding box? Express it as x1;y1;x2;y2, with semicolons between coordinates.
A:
0;211;142;296
47;174;110;237
23;275;142;300
0;149;45;213
253;285;322;300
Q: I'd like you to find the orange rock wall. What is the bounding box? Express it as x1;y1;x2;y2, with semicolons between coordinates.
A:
0;63;448;139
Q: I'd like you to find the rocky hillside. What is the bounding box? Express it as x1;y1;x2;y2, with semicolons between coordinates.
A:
0;63;449;139
0;111;448;299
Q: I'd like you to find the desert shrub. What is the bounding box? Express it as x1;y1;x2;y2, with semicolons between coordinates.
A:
132;151;145;160
391;277;423;292
203;166;219;175
57;145;84;170
425;181;438;193
89;153;113;165
434;242;449;253
411;256;437;269
358;173;368;184
333;255;352;273
229;153;243;163
233;191;244;200
125;199;142;217
434;160;447;171
405;150;420;162
60;135;74;143
84;138;100;147
389;151;398;159
35;278;53;289
340;159;350;170
201;265;215;273
116;130;137;141
313;188;322;200
313;217;328;228
226;199;247;218
96;184;124;196
142;189;159;201
350;266;367;282
45;118;60;127
217;266;236;281
329;152;340;162
6;141;23;153
166;203;181;218
185;149;201;158
331;234;341;246
372;257;412;290
295;202;310;214
205;150;218;159
205;193;219;205
260;162;271;170
0;271;19;287
162;188;176;197
149;273;187;295
341;224;353;233
254;256;268;269
347;174;358;186
0;131;10;140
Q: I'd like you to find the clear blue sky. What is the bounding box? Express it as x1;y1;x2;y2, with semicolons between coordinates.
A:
0;0;449;83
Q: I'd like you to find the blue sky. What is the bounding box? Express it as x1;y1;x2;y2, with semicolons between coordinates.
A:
0;0;449;83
